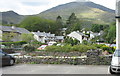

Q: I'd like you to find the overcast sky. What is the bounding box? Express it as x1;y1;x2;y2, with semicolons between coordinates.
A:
0;0;116;15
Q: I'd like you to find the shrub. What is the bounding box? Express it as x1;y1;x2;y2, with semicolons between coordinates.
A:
23;44;35;52
45;44;97;52
30;41;47;48
72;45;96;52
100;45;115;54
1;41;27;46
93;44;105;48
45;44;72;52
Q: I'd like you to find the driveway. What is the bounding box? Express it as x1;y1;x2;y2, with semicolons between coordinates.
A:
1;64;110;74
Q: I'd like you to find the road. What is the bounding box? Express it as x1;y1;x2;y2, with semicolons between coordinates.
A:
1;64;110;74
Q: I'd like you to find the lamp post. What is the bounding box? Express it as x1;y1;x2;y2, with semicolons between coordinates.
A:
116;0;120;50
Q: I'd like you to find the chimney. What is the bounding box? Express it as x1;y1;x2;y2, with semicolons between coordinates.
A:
11;26;15;29
37;31;40;33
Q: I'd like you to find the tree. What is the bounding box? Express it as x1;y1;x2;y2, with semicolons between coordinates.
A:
66;13;78;26
20;33;35;43
20;16;61;35
55;16;63;35
56;16;63;27
66;13;82;34
102;23;116;43
64;37;80;46
106;25;116;43
2;32;18;42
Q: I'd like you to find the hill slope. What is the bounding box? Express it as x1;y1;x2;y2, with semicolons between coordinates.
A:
38;1;115;24
0;1;115;25
0;11;25;24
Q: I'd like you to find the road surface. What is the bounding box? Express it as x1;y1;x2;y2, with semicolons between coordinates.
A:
1;64;110;74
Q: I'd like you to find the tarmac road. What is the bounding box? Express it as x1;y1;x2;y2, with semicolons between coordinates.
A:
1;64;110;74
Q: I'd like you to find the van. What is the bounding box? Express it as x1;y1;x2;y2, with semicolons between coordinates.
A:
109;49;120;74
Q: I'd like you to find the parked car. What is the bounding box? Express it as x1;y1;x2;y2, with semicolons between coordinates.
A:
37;45;48;50
48;41;57;46
0;49;15;66
109;49;120;74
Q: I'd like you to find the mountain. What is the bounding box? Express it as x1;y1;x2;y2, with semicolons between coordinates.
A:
0;11;25;24
1;1;115;25
38;1;115;24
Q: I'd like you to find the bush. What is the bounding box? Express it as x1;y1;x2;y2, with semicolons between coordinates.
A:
93;44;105;48
45;44;97;52
45;44;72;52
1;41;27;46
72;45;96;52
30;41;47;48
23;44;35;52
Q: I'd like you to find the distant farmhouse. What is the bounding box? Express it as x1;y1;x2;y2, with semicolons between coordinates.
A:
32;31;64;43
67;31;102;43
0;25;30;42
67;31;88;43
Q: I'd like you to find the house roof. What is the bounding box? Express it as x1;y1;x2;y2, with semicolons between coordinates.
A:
67;31;87;37
0;25;30;34
32;32;55;37
56;36;64;40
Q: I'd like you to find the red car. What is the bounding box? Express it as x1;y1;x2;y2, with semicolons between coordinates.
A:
37;45;48;50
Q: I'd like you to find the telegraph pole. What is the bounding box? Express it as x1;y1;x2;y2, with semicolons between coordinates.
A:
116;0;120;50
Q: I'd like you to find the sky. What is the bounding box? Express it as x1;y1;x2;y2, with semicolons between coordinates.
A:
0;0;116;15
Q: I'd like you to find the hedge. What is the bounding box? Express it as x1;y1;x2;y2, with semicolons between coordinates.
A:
1;41;27;46
45;44;97;52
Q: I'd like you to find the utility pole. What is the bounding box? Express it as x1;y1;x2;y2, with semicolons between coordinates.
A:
116;0;120;50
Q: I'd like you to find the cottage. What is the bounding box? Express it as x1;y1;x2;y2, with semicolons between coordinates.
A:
67;31;88;43
0;25;30;42
32;31;64;43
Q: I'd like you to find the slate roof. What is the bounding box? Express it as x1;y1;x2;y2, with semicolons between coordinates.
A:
0;25;30;34
56;36;64;40
68;31;86;36
32;32;55;37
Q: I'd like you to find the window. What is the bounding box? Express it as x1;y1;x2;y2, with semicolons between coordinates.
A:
114;50;120;57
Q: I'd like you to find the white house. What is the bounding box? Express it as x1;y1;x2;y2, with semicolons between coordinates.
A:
67;31;88;43
32;31;64;43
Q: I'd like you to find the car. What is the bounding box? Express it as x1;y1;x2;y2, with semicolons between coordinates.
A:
37;45;48;50
48;41;57;46
0;49;15;66
109;49;120;74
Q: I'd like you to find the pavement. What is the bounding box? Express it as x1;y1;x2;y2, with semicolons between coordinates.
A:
1;64;110;74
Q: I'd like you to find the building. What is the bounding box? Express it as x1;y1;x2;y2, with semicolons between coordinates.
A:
67;31;88;43
67;30;103;43
0;25;30;42
32;31;64;43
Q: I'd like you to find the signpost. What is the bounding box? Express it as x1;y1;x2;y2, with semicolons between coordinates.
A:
116;0;120;50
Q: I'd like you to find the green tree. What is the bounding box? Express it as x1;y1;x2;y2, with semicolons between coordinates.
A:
20;33;35;43
106;25;116;43
102;22;116;43
66;13;82;34
66;13;78;26
91;24;101;33
55;16;63;35
20;16;61;35
64;37;80;46
2;32;18;42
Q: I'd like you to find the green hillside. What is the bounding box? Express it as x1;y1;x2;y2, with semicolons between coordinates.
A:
38;1;115;24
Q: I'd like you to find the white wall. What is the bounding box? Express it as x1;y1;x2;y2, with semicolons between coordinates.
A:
68;32;83;43
116;19;120;49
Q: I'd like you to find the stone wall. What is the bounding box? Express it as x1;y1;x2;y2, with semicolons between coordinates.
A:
16;56;112;65
16;49;112;65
